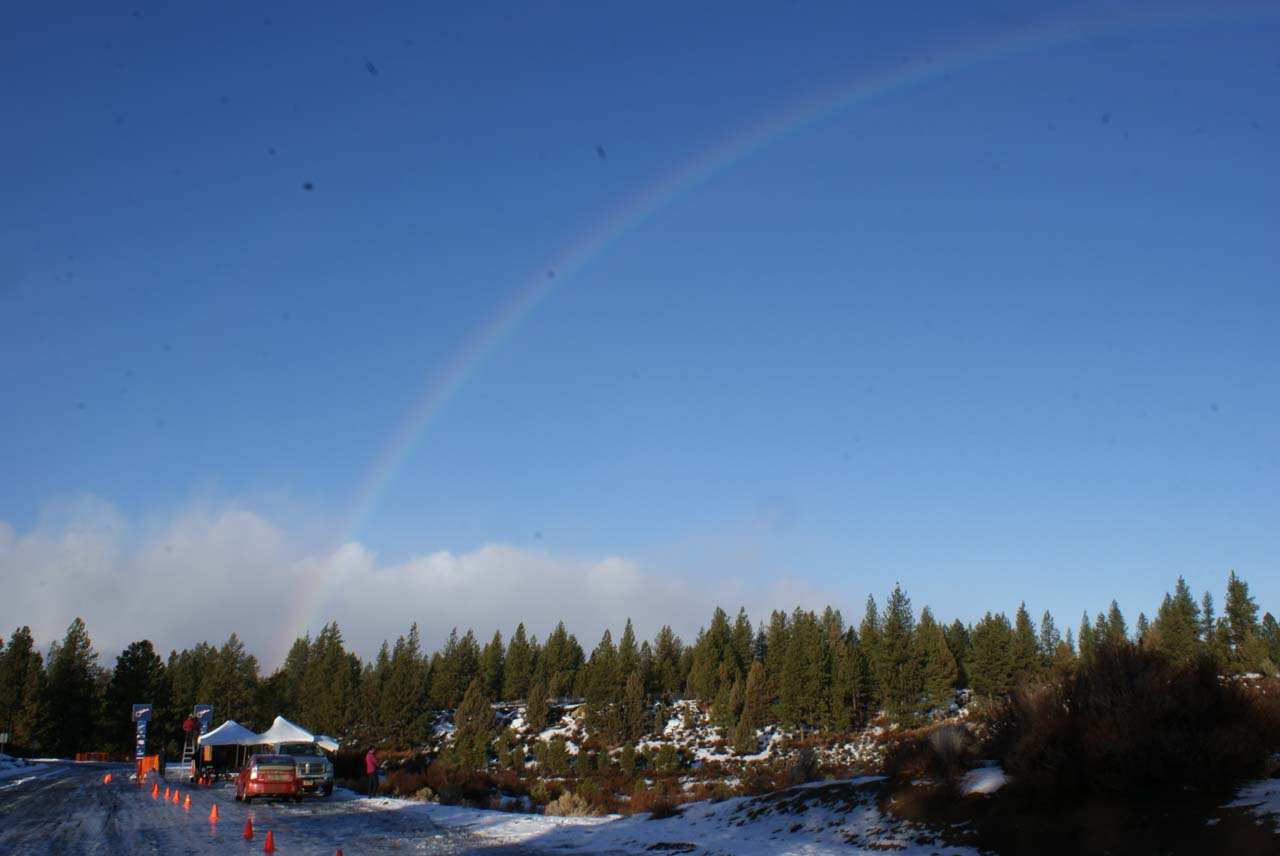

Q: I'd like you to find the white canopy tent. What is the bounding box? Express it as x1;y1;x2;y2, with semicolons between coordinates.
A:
255;716;316;746
196;719;259;771
198;720;259;746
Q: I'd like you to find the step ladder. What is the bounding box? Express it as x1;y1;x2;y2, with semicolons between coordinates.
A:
181;729;198;765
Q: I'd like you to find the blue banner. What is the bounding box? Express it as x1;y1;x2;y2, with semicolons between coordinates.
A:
135;722;147;761
194;705;213;734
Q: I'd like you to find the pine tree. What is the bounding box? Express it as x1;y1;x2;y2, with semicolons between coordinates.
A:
1012;603;1039;682
968;612;1014;696
1052;630;1076;671
732;712;758;755
826;632;855;731
731;608;754;678
622;671;648;743
102;640;167;754
688;607;733;701
380;625;427;746
858;596;882;706
1259;613;1280;672
453;679;493;769
298;626;345;734
943;620;971;688
1135;613;1150;647
502;624;535;701
739;659;769;733
1037;612;1061;670
1101;601;1128;651
1078;612;1096;668
480;630;505;701
1224;571;1262;673
877;585;921;713
585;629;622;744
45;617;101;756
650;626;683;698
0;627;48;750
618;619;640;683
16;651;48;750
1200;592;1217;654
1150;577;1201;666
525;679;550;733
915;607;958;709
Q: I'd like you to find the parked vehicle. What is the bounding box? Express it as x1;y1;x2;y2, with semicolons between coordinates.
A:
235;754;301;803
274;741;334;796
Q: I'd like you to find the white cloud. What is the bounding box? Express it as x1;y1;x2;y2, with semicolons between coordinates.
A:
0;496;841;670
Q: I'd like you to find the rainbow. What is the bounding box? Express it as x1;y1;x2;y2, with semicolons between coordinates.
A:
282;1;1273;656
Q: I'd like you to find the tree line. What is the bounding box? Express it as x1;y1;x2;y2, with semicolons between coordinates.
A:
1;571;1277;758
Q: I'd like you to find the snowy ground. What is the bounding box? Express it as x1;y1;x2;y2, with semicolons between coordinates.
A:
0;762;974;855
4;759;1279;854
1225;778;1280;833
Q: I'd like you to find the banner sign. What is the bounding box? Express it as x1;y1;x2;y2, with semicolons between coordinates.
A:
133;703;151;762
194;704;213;734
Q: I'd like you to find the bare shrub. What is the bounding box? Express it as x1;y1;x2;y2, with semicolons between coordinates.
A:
1001;647;1275;801
631;786;680;818
544;791;601;817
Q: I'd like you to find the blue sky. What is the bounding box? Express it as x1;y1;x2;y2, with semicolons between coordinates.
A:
2;2;1277;660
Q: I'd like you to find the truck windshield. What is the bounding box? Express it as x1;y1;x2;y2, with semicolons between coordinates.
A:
275;743;321;756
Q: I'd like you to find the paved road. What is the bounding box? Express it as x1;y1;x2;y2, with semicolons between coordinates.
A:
0;763;584;855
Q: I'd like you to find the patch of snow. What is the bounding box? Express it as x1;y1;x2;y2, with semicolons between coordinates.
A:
959;765;1008;795
1225;778;1280;830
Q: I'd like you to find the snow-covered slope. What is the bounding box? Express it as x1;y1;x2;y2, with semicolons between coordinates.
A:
376;775;980;855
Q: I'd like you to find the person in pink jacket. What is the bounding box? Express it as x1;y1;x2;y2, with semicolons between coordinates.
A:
365;747;378;798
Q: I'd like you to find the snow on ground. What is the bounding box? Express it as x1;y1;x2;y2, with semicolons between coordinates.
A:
0;753;62;782
958;764;1008;796
360;776;980;855
1225;778;1280;831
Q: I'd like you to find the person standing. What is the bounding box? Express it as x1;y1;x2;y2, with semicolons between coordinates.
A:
365;747;378;798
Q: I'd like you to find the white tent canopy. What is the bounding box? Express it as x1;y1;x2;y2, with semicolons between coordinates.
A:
255;715;317;746
198;719;259;746
314;735;339;753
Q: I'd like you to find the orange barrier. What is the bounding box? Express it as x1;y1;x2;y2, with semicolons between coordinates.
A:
137;755;160;781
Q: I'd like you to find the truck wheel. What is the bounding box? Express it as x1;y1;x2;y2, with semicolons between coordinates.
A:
322;783;333;797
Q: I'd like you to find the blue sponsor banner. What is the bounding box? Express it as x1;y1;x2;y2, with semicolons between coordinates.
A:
132;703;152;724
135;722;147;761
194;705;213;734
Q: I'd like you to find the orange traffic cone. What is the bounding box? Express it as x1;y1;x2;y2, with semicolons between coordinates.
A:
263;829;276;852
103;772;113;784
209;803;219;822
243;818;254;839
173;790;180;804
183;794;191;809
151;782;159;798
164;787;171;800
